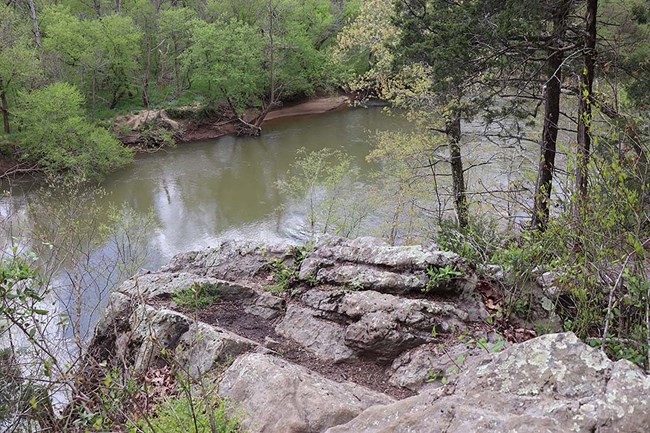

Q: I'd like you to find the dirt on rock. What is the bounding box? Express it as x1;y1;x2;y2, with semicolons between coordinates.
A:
175;299;414;399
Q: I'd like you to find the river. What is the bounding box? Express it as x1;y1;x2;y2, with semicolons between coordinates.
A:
2;106;543;269
1;106;542;340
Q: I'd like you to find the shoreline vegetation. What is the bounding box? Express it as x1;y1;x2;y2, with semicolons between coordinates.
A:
0;94;353;180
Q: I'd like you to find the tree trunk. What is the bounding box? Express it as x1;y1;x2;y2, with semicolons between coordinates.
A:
1;90;10;134
255;0;277;128
92;0;101;16
27;0;41;48
530;53;563;232
115;0;121;12
530;3;570;232
574;0;598;211
142;33;151;108
92;69;97;120
447;116;468;228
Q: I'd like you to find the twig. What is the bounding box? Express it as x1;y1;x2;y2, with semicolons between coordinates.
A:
601;253;633;352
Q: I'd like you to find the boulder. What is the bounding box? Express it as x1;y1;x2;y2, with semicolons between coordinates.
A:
175;322;257;378
92;301;258;375
218;353;394;433
325;333;650;433
275;305;356;362
244;292;285;320
388;337;503;392
128;306;192;371
299;289;479;359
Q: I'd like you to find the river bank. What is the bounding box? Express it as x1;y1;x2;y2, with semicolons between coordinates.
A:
116;94;352;148
0;95;352;180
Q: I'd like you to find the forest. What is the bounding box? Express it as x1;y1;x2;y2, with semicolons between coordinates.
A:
1;0;650;431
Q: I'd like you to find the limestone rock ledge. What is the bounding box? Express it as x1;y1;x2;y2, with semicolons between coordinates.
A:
86;236;650;433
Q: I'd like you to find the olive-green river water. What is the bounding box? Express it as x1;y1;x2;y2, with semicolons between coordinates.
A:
1;105;542;345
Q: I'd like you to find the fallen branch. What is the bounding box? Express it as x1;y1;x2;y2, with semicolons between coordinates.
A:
0;162;41;179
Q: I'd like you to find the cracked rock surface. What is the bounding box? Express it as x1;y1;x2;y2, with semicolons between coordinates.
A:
87;236;650;433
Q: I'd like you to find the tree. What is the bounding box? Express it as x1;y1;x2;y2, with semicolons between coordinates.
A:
127;0;160;108
377;0;498;227
15;82;132;178
158;7;197;94
0;4;40;134
182;19;266;118
526;0;576;232
41;6;141;111
574;0;598;225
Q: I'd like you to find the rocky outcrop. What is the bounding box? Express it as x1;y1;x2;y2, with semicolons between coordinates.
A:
91;293;257;375
387;336;503;392
161;239;292;282
299;236;470;295
218;353;393;433
86;236;650;433
288;288;473;361
326;333;650;433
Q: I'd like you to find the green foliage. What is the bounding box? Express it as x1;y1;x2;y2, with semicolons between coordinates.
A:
15;82;132;179
423;265;463;293
436;217;504;266
278;147;370;237
0;4;42;134
173;282;221;310
131;394;240;433
266;258;298;293
41;5;142;109
182;19;265;112
0;251;45;338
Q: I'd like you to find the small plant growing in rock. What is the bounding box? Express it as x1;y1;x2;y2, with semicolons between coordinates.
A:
344;280;365;291
423;265;463;293
173;282;221;310
426;328;506;385
290;241;315;268
266;258;298;293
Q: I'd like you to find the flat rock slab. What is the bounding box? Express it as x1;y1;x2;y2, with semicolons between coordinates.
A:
303;236;461;269
299;236;470;295
326;333;650;433
219;353;394;433
162;239;291;281
117;272;257;302
275;304;356;362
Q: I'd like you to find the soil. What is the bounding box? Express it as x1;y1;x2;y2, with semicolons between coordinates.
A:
173;299;415;400
262;96;350;123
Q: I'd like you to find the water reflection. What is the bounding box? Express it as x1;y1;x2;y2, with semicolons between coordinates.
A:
94;108;404;268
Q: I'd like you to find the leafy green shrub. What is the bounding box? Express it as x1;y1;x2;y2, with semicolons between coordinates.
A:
423;265;463;293
15;82;132;179
173;282;221;310
131;395;240;433
436;217;504;266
